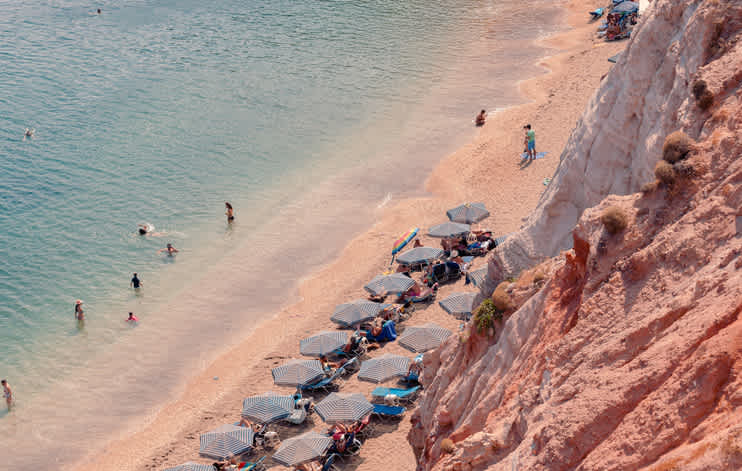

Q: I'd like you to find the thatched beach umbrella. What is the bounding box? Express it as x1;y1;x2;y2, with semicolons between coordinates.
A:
199;424;254;460
164;463;216;471
271;359;325;387
364;273;415;296
396;246;444;265
242;392;295;423
331;299;390;327
439;292;479;319
358;354;410;383
314;392;374;424
468;267;488;288
446;202;490;224
398;323;452;352
300;331;348;357
428;222;470;238
272;431;333;467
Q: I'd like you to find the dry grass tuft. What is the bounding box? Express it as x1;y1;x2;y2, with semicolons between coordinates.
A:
641;180;659;194
655;160;676;184
600;206;629;234
491;282;513;312
663;131;694;163
441;438;456;454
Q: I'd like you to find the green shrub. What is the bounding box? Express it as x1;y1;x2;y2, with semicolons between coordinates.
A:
441;438;456;454
474;298;501;334
655;160;676;184
600;206;629;234
662;131;693;163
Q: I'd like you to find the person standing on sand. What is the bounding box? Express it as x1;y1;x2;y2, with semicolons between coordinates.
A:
130;272;142;289
524;124;536;160
2;379;12;410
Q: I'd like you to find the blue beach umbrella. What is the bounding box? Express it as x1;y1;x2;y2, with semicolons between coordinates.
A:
439;292;479;319
331;299;391;327
428;222;471;238
164;463;216;471
364;273;415;296
242;392;295;423
446;203;490;224
199;424;254;460
314;392;374;424
271;359;325;387
272;431;333;467
300;331;348;356
398;323;452;352
396;246;444;265
358;354;411;383
468;267;488;288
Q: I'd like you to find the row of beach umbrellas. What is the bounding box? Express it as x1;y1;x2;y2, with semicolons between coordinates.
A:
167;203;492;470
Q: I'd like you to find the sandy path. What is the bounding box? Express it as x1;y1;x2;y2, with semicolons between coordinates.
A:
74;2;623;470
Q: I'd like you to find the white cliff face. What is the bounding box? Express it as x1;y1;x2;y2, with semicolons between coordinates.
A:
411;1;742;470
484;0;729;291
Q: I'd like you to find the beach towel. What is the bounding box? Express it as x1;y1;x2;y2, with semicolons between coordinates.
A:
521;151;548;160
366;321;397;342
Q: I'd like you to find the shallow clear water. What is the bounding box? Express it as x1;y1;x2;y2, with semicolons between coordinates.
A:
0;0;561;465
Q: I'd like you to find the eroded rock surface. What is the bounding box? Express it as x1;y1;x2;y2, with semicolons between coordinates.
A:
412;0;742;469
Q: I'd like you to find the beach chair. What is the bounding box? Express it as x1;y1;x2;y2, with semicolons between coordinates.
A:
239;455;266;470
589;8;604;19
282;407;307;425
429;262;461;285
328;431;362;461
353;413;374;441
321;453;341;471
300;358;359;393
371;404;406;420
371;385;421;404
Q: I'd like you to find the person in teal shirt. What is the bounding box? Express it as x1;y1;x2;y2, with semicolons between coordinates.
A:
523;124;536;160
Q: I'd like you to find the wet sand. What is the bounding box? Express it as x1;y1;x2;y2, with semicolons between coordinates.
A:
73;1;624;470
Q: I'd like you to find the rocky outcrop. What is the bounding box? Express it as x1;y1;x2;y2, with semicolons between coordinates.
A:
412;0;742;469
483;0;742;292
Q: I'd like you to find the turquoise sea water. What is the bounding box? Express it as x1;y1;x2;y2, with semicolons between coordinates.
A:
0;0;560;465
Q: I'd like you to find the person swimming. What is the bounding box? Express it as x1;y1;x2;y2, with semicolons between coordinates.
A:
23;128;35;140
225;202;234;223
74;300;84;320
157;243;179;256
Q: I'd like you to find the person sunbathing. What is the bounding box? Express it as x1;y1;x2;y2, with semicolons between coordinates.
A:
238;417;263;432
407;356;423;380
319;355;341;375
296;461;322;471
367;291;387;302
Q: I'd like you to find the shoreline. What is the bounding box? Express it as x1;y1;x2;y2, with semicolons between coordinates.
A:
72;2;623;470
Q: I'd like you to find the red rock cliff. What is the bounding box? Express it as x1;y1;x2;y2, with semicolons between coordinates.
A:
411;0;742;469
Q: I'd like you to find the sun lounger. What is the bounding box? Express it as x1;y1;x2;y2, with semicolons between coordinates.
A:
590;8;604;19
300;358;358;392
239;455;266;470
321;453;341;471
282;407;307;425
371;404;406;419
371;385;420;402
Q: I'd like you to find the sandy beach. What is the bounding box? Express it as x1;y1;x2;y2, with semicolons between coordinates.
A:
73;2;623;470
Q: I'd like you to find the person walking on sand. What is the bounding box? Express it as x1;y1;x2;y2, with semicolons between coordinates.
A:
225;202;234;223
74;300;84;320
130;272;142;289
1;379;11;410
126;312;138;322
524;124;536;160
157;243;179;256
